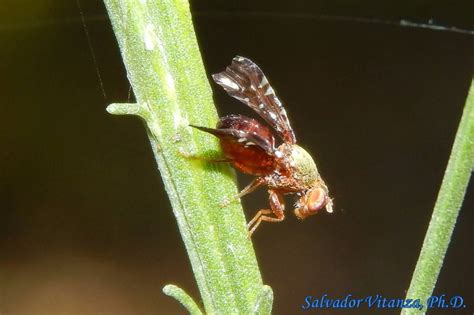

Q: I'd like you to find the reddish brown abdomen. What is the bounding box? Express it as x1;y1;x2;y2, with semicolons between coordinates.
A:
218;114;276;175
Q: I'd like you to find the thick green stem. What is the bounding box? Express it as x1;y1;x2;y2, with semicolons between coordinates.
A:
103;1;273;314
402;80;474;315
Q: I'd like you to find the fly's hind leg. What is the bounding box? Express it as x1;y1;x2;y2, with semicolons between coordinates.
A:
247;190;285;237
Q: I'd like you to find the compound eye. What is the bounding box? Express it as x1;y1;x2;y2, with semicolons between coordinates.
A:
308;187;327;213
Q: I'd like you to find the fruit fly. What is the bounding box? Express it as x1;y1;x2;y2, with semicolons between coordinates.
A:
191;56;333;236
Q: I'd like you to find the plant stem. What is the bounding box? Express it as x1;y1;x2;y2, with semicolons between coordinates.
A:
102;1;273;314
401;79;474;315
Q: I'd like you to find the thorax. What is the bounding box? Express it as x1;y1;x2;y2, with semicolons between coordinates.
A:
267;143;320;192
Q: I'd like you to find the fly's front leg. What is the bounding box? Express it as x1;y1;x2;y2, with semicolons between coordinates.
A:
247;190;285;237
220;177;266;207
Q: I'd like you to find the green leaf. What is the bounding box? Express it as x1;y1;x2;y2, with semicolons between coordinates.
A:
102;0;273;314
402;79;474;315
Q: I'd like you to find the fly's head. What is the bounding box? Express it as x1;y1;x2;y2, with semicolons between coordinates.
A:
294;183;333;220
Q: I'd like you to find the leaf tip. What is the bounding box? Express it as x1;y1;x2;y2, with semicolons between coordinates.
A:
106;102;150;119
163;284;203;315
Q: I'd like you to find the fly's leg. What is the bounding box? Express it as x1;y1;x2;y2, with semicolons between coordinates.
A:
220;177;266;207
246;209;272;232
237;177;266;198
247;190;285;237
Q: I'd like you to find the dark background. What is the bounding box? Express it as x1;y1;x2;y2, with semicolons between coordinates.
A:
1;1;473;314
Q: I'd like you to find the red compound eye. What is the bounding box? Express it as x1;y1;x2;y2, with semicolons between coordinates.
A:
308;187;327;213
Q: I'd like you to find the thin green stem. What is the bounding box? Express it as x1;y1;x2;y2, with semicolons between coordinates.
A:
402;79;474;315
103;0;273;314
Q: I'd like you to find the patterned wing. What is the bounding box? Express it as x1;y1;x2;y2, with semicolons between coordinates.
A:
212;56;297;144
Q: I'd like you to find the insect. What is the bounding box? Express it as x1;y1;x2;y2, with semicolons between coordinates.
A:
191;56;333;236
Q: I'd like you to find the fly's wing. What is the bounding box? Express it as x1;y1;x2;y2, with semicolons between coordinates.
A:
190;118;274;155
191;126;272;153
212;56;297;144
